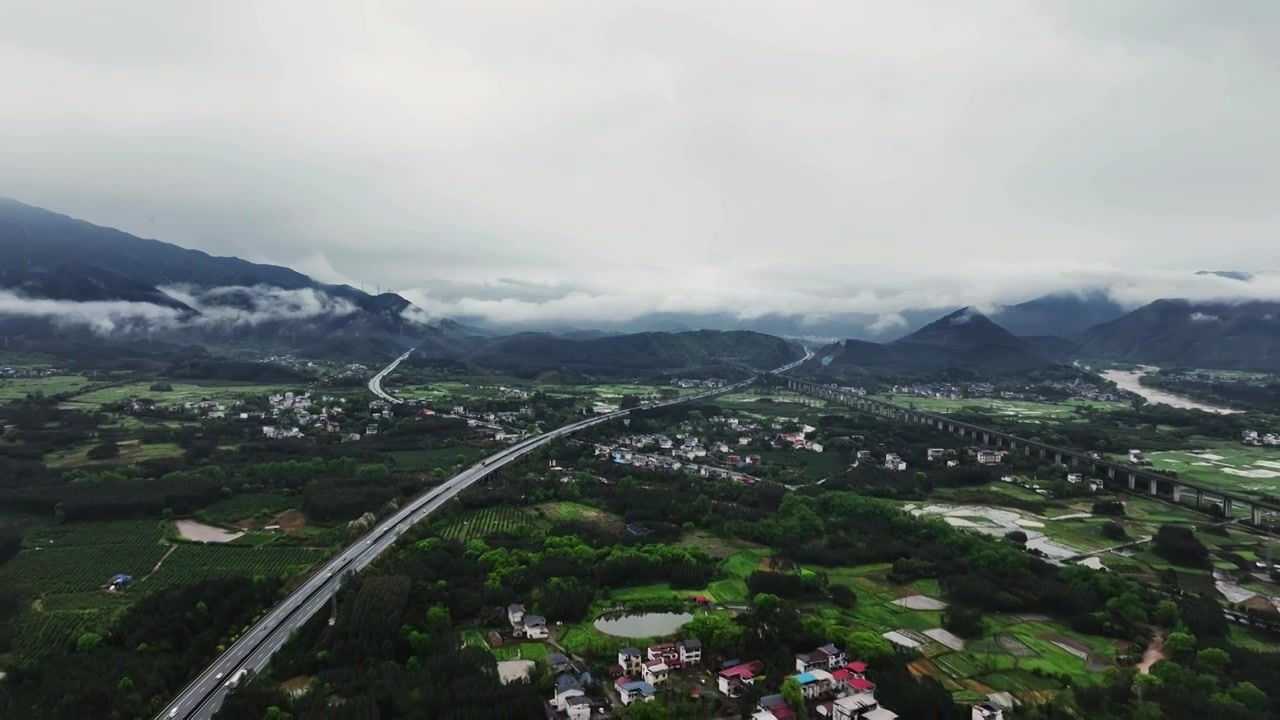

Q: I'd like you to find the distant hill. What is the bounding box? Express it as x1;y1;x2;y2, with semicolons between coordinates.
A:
460;329;802;376
812;308;1055;376
0;198;467;355
989;291;1128;337
1073;299;1280;371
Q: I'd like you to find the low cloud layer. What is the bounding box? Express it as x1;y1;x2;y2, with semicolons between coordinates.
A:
0;285;360;334
398;267;1280;329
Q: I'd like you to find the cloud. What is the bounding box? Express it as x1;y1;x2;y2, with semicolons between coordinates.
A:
867;313;907;335
0;285;359;334
0;291;184;334
0;1;1278;316
1189;312;1221;323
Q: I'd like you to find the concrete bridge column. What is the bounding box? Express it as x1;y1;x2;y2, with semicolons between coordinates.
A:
1171;485;1182;503
1252;505;1264;525
1223;497;1234;517
1196;490;1205;509
1107;467;1116;479
1148;477;1158;496
1128;473;1137;490
1039;448;1047;459
1054;452;1062;465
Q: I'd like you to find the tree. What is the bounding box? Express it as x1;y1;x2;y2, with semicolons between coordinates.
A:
263;707;294;720
355;464;390;481
1227;681;1268;711
1004;530;1028;545
845;630;894;661
1152;600;1180;627
781;676;806;714
942;606;986;638
87;442;121;461
76;632;103;652
682;613;743;654
117;676;135;694
1196;647;1230;673
1164;631;1196;662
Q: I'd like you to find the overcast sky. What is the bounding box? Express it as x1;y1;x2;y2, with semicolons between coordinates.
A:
2;1;1278;327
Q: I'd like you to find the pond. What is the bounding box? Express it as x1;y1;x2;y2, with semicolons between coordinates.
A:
592;611;694;638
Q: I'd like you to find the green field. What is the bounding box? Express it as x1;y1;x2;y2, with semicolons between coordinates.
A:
197;493;297;525
1139;440;1280;501
60;381;292;409
437;506;544;542
0;375;95;401
46;439;185;468
873;396;1125;423
1;519;326;665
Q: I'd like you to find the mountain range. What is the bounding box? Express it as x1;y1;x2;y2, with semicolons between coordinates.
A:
3;198;1280;373
813;309;1054;376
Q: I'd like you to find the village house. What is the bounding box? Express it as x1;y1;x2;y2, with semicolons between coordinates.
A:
820;690;898;720
617;648;644;677
927;448;946;461
976;450;1002;466
564;696;591;720
884;453;908;472
1067;473;1083;484
522;614;548;640
972;702;1004;720
615;679;657;705
641;659;669;686
676;638;702;665
717;661;763;697
552;674;586;712
795;643;848;673
754;695;796;720
791;669;836;699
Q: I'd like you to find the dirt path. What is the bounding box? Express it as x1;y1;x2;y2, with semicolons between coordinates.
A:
1138;630;1166;674
140;545;178;582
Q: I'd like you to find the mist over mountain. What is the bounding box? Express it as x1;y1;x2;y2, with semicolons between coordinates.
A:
1073;298;1280;371
810;308;1055;376
0;198;463;351
988;292;1129;337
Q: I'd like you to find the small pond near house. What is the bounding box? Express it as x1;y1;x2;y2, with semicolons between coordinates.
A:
592;611;694;638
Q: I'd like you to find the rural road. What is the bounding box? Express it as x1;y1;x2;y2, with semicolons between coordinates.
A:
157;347;802;719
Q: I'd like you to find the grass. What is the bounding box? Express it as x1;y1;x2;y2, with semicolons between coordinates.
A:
1;517;328;665
197;493;297;526
872;395;1125;422
59;380;292;409
390;447;488;472
47;439;184;469
1139;440;1280;501
0;375;94;401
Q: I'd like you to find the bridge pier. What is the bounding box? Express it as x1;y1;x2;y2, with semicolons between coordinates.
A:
1128;473;1137;490
1054;452;1062;465
1253;505;1264;525
1171;485;1182;503
1223;497;1234;517
1148;477;1158;496
1196;490;1205;509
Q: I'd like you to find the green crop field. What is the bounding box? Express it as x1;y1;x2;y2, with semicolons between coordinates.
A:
0;375;95;401
197;493;297;525
60;381;290;409
139;543;326;591
437;506;542;542
47;439;185;468
872;396;1125;423
390;447;489;472
1139;440;1280;501
0;518;327;664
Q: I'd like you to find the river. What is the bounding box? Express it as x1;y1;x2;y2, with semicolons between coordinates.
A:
1101;366;1240;415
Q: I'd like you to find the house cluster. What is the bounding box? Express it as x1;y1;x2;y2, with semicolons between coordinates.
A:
883;453;908;472
614;639;702;705
0;365;68;378
182;399;230;419
717;659;765;698
887;382;970;399
672;378;727;389
1242;430;1280;447
506;602;548;640
775;425;823;453
549;652;595;720
752;649;897;720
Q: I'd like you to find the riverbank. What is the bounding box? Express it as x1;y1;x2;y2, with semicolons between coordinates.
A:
1102;367;1239;415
